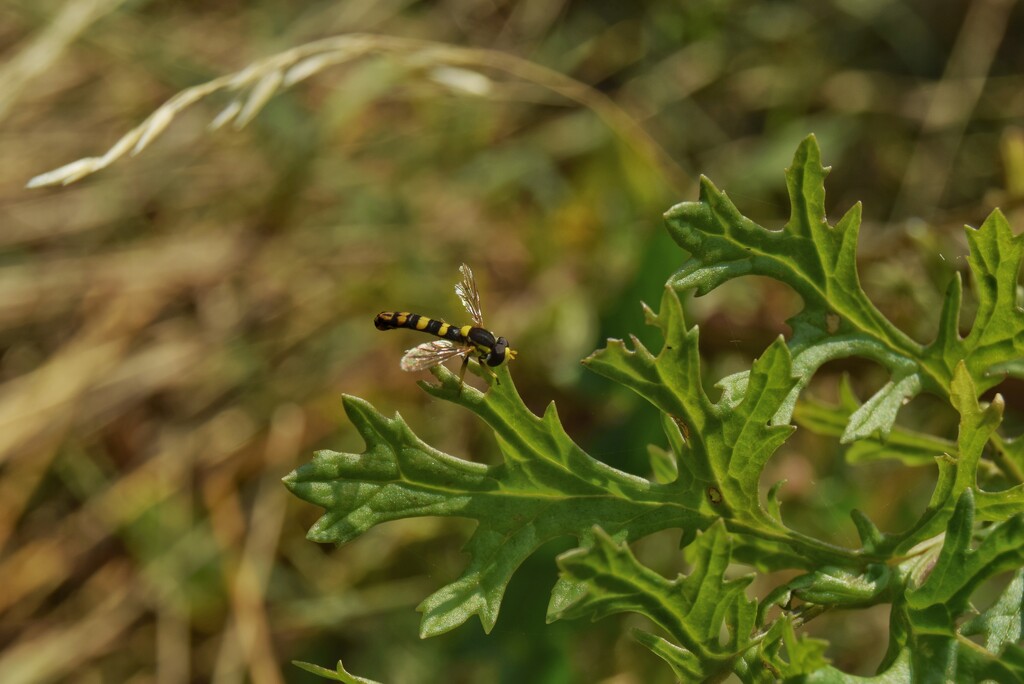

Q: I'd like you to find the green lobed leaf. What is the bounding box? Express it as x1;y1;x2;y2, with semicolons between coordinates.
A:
792;360;1012;559
840;372;921;444
647;444;678;484
929;210;1024;394
552;522;755;680
777;618;831;676
288;137;1024;681
585;286;860;569
663;134;1024;449
884;490;1024;682
881;363;1009;554
737;618;914;683
960;569;1024;654
802;492;1024;682
758;564;892;627
906;490;1024;623
284;363;710;637
629;631;705;682
291;659;382;684
799;649;914;683
741;618;830;681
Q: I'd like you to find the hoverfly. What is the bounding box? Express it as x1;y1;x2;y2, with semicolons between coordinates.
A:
374;263;517;383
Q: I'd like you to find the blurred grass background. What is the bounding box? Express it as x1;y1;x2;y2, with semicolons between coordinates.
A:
2;0;1024;682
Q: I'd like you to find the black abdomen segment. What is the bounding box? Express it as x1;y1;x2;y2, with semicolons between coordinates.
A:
374;311;466;343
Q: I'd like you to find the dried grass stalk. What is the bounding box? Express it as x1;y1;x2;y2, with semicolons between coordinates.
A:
28;33;688;191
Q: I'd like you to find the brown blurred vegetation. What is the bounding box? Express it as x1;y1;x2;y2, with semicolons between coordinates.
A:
2;0;1023;682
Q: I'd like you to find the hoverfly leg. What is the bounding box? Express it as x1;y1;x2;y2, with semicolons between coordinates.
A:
479;356;500;385
457;355;470;390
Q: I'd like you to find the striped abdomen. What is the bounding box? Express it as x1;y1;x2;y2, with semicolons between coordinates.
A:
374;311;469;344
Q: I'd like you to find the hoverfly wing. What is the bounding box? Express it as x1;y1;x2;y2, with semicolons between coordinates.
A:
455;263;484;327
400;339;470;372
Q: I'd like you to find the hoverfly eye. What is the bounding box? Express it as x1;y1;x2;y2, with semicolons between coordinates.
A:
485;337;510;367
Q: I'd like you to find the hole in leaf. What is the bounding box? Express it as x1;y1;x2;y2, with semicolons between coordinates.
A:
804;358;891;406
768;354;947;547
981;373;1024;435
578;400;665;481
892;392;959;443
690;275;801;368
761;447;910;549
764;427;938;547
810;603;891;677
707;486;724;504
858;228;956;346
780;355;962;541
631;528;691;578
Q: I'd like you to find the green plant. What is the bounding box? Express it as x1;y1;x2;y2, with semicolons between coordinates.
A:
286;136;1024;682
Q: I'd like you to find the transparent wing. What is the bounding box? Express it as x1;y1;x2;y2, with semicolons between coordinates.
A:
455;263;484;326
400;339;470;372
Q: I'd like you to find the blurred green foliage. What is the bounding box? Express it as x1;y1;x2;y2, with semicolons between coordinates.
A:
2;0;1023;681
